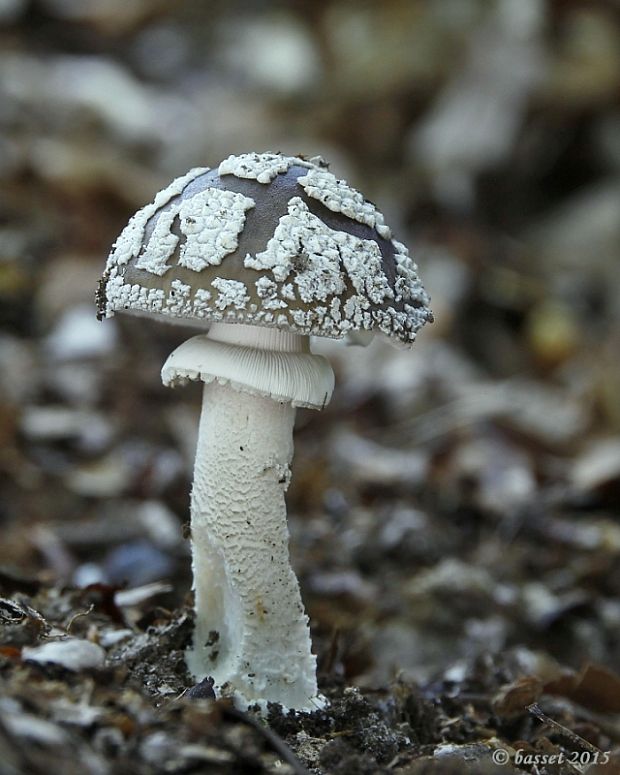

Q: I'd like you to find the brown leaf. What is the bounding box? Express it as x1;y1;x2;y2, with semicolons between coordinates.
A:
545;663;620;713
492;676;543;718
0;646;21;659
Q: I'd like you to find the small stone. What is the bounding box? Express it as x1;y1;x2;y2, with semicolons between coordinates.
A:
186;676;216;700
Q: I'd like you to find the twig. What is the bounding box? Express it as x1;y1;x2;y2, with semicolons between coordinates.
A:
527;703;602;755
66;604;94;633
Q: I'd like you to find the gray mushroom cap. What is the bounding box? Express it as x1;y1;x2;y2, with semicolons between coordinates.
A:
97;152;433;344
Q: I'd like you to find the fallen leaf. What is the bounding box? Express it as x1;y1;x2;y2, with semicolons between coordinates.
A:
493;676;543;718
545;663;620;713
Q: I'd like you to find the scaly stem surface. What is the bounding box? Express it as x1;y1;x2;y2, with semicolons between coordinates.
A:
186;380;320;709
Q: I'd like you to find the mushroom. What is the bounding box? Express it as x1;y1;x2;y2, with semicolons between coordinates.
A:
97;152;432;711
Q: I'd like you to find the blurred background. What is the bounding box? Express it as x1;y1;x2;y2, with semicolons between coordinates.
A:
1;0;619;691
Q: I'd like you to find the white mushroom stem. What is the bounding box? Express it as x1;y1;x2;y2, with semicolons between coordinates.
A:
162;323;334;711
188;382;313;708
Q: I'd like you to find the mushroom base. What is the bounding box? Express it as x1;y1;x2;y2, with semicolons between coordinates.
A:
186;380;322;711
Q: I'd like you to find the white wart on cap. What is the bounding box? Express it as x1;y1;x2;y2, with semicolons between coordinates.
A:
98;152;433;345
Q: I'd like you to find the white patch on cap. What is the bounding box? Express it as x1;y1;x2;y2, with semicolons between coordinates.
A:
330;297;342;323
218;152;313;184
178;189;255;271
392;240;431;306
256;277;288;310
344;295;372;328
281;284;295;301
340;236;393;305
245;197;391;306
105;275;167;316
245;198;344;302
167;279;192;315
193;288;212;318
212;278;250;310
134;202;181;276
297;168;392;239
107;167;209;268
404;303;432;331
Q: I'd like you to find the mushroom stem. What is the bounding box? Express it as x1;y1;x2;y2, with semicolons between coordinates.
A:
165;324;334;710
186;380;319;710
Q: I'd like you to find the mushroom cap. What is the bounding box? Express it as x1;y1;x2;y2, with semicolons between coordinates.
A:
98;152;432;344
